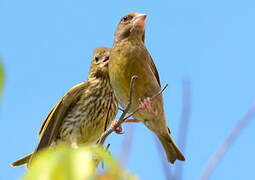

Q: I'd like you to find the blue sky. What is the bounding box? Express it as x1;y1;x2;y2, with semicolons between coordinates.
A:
1;0;255;179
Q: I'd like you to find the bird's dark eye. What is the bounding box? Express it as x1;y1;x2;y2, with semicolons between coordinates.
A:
122;16;128;22
94;56;99;62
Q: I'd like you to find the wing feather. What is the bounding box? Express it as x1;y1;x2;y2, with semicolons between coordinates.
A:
34;82;88;153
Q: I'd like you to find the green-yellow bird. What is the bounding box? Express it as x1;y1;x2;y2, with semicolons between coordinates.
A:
12;47;118;167
109;13;185;163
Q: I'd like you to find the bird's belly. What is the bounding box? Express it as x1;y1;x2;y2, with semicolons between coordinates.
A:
58;114;104;144
110;48;164;124
57;95;117;145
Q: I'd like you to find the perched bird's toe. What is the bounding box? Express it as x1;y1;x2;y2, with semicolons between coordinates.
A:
139;98;152;111
111;120;123;134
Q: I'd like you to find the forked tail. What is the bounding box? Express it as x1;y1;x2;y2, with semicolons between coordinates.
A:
157;132;185;164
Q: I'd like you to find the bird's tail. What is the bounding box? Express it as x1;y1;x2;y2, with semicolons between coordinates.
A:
157;131;185;164
11;152;33;167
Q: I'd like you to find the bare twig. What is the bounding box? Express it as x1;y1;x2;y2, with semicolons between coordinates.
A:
175;77;192;180
96;75;138;145
123;84;168;121
119;125;135;166
96;78;168;146
154;80;189;180
101;144;111;168
118;107;124;112
200;104;255;180
154;136;174;179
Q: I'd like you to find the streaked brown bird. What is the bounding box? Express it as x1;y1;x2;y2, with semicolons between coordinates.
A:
12;47;118;167
109;13;185;163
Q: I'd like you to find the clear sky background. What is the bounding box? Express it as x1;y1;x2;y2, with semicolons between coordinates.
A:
1;0;255;179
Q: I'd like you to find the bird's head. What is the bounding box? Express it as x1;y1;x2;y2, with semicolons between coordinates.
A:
88;47;111;79
114;13;147;43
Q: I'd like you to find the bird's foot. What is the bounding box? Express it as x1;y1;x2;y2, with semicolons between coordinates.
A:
111;119;139;134
139;97;152;110
111;120;123;134
139;97;157;115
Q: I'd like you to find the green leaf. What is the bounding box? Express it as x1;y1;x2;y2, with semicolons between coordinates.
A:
22;145;138;180
22;146;95;180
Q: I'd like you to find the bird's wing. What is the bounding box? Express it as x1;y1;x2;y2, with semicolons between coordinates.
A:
38;106;55;137
35;82;88;153
148;54;161;87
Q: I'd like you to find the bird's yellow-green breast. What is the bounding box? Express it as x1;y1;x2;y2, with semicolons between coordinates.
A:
109;40;161;113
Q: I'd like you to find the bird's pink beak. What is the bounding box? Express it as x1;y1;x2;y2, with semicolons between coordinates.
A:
133;13;147;29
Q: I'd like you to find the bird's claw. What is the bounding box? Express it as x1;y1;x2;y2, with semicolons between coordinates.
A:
139;97;152;111
139;97;157;115
111;119;123;134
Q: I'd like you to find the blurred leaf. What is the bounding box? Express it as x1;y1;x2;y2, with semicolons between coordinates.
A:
22;146;95;180
22;145;138;180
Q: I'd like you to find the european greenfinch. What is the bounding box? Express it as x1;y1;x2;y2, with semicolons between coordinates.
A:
109;13;185;163
12;47;118;166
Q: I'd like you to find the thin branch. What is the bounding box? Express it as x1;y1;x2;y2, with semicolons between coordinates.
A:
119;125;135;166
96;75;138;145
123;84;168;121
153;82;184;180
100;144;111;168
96;78;168;146
154;136;174;179
118;107;124;112
200;104;255;180
175;77;192;180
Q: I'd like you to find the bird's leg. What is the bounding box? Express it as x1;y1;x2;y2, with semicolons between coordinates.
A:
124;119;140;123
111;119;139;134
